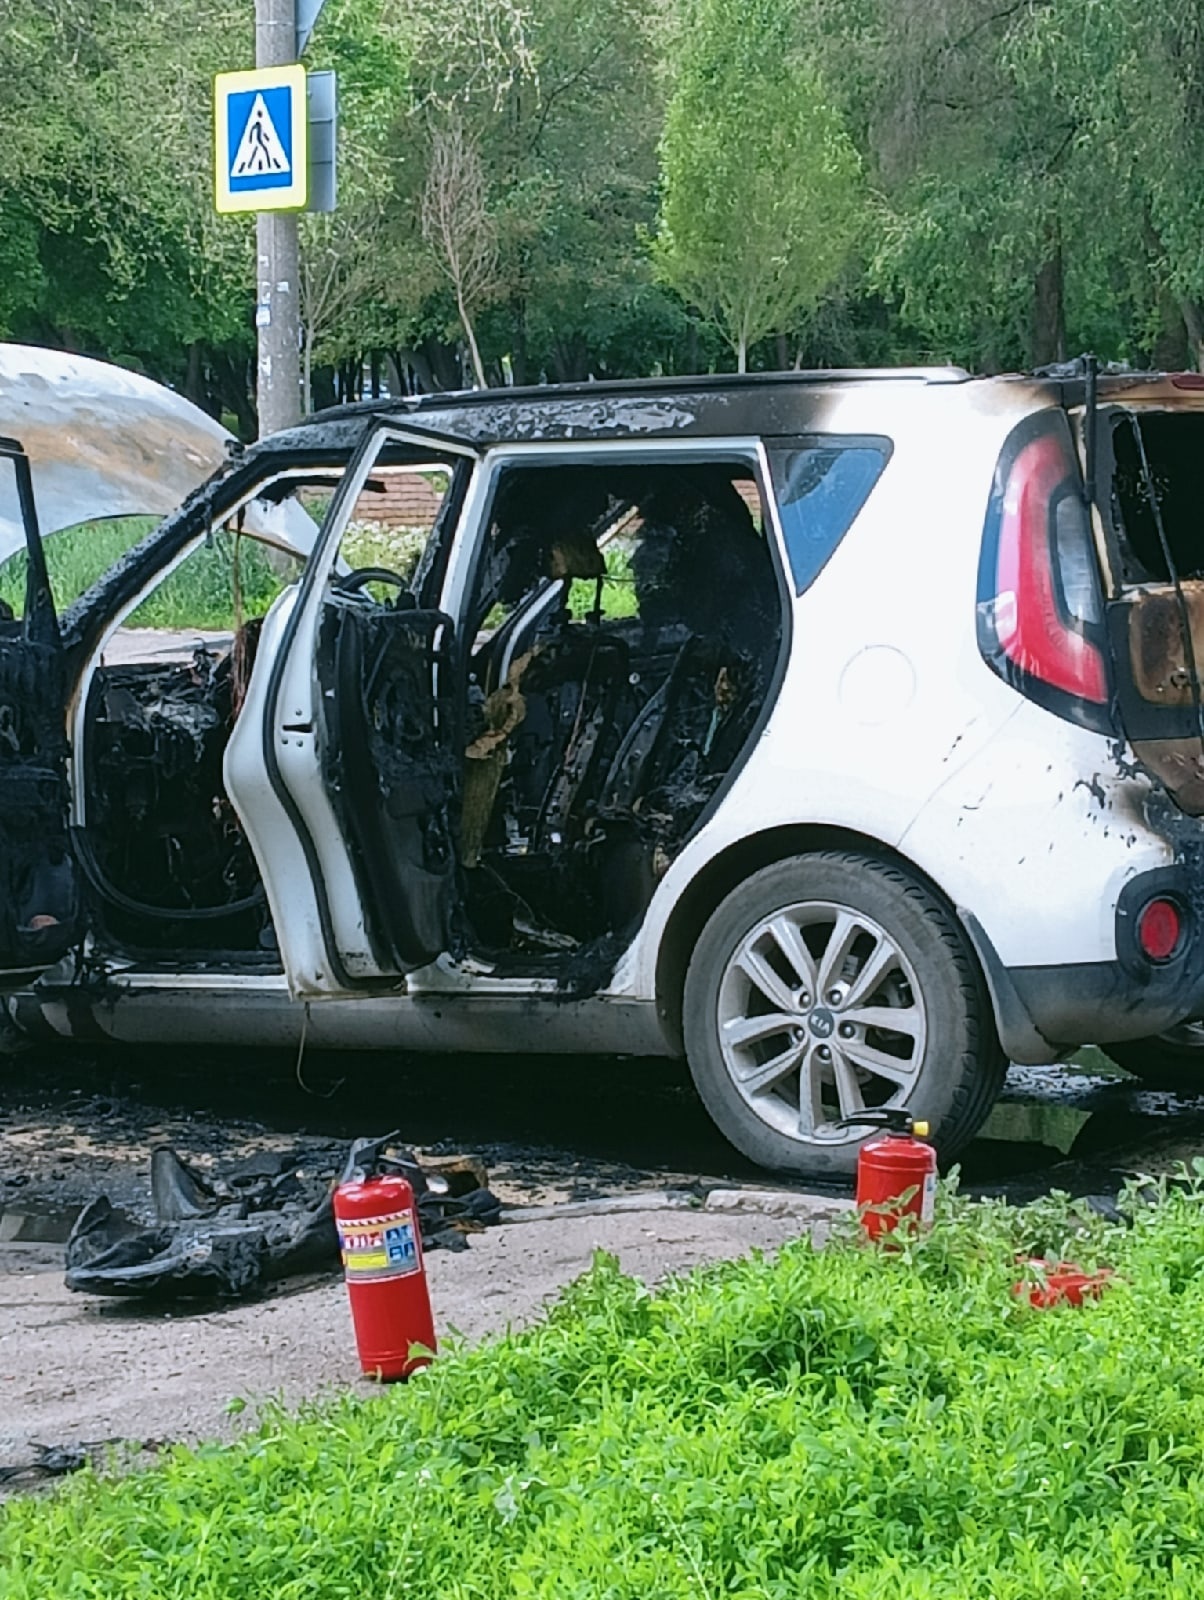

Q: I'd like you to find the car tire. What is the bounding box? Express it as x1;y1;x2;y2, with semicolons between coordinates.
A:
682;850;1006;1178
1101;1026;1204;1092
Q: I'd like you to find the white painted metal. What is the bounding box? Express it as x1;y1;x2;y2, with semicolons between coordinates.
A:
0;342;318;558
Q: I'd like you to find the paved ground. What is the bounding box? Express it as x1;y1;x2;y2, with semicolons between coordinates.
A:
0;1197;843;1465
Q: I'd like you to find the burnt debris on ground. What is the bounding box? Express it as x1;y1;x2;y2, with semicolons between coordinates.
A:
63;1135;500;1301
5;1044;1204;1251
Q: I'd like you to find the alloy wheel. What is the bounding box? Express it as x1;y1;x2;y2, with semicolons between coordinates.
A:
715;898;927;1143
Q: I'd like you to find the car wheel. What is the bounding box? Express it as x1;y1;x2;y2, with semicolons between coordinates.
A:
682;851;1006;1178
1101;1025;1204;1092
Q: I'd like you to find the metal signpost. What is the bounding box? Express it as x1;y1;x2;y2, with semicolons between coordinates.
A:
214;0;334;437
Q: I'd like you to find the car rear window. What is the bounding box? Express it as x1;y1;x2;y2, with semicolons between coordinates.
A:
767;439;890;594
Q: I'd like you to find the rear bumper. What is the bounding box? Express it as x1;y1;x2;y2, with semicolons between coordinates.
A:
1008;960;1204;1049
963;863;1204;1061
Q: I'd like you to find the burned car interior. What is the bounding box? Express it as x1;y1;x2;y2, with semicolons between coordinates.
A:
315;454;783;983
1098;407;1204;814
81;624;272;957
451;461;781;974
3;433;784;988
0;444;82;970
1106;409;1204;585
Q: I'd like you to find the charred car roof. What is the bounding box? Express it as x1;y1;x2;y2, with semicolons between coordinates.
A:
243;363;1204;467
253;369;977;459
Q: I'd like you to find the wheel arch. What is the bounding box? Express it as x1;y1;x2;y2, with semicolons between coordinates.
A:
653;823;1018;1056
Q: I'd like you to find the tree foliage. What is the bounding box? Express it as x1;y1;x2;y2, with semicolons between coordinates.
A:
654;0;863;370
5;0;1204;425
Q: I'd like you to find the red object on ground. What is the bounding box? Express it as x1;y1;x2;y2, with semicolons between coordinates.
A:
1015;1259;1114;1308
334;1171;437;1379
853;1118;937;1240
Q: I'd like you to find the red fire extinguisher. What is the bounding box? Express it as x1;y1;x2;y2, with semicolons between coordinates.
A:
838;1109;937;1240
334;1141;437;1380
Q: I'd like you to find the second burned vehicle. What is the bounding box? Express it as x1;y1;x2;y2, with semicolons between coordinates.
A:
3;345;1204;1177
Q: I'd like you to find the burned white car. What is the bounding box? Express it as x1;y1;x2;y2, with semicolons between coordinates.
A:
7;345;1204;1177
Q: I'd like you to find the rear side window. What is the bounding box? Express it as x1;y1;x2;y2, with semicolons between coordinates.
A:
767;438;890;595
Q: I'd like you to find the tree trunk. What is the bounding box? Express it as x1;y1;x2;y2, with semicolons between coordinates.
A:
459;292;487;388
684;320;699;376
1180;297;1204;374
511;297;528;386
775;332;790;371
736;334;747;374
1032;241;1066;367
212;349;257;441
550;333;589;384
312;365;337;411
384;352;408;397
370;350;382;399
183;341;205;408
302;326;314;416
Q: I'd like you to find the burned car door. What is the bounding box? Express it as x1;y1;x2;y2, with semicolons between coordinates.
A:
225;423;479;995
0;439;81;970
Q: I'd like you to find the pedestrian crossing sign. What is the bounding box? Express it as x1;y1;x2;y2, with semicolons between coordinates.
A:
215;64;308;214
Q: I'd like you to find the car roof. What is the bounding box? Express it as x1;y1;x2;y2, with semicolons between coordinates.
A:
247;363;1204;465
257;368;979;459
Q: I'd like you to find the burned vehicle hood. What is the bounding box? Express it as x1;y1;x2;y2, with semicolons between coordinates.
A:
0;344;317;560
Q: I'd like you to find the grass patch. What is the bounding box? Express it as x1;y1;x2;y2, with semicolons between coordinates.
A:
1;515;634;637
566;542;639;622
0;519;294;632
6;1182;1204;1595
0;517;429;634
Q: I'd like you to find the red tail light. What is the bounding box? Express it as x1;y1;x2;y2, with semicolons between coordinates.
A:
1136;897;1184;962
978;417;1110;728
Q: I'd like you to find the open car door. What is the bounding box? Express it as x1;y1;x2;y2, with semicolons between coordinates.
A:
0;438;82;974
225;422;480;997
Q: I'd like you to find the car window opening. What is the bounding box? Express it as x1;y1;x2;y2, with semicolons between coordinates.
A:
457;458;781;981
1109;411;1204;584
77;463;456;963
1096;407;1204;816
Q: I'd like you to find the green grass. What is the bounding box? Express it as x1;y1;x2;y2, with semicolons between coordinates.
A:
0;518;295;631
567;542;639;621
0;516;634;636
0;517;432;633
7;1180;1204;1596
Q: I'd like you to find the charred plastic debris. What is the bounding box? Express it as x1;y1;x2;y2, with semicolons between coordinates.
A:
64;1135;500;1301
60;453;780;988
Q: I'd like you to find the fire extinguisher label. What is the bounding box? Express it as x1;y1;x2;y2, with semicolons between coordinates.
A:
338;1208;421;1281
921;1171;937;1223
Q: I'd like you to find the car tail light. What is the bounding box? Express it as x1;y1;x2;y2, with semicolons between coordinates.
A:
1136;897;1184;962
978;417;1110;728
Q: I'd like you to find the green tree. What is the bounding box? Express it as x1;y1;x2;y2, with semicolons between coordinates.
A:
654;0;863;371
838;0;1192;371
0;1;253;384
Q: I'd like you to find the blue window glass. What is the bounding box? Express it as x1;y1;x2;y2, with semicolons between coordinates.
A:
769;440;890;595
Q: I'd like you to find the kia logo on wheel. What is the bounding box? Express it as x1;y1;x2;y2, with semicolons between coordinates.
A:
808;1008;835;1039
